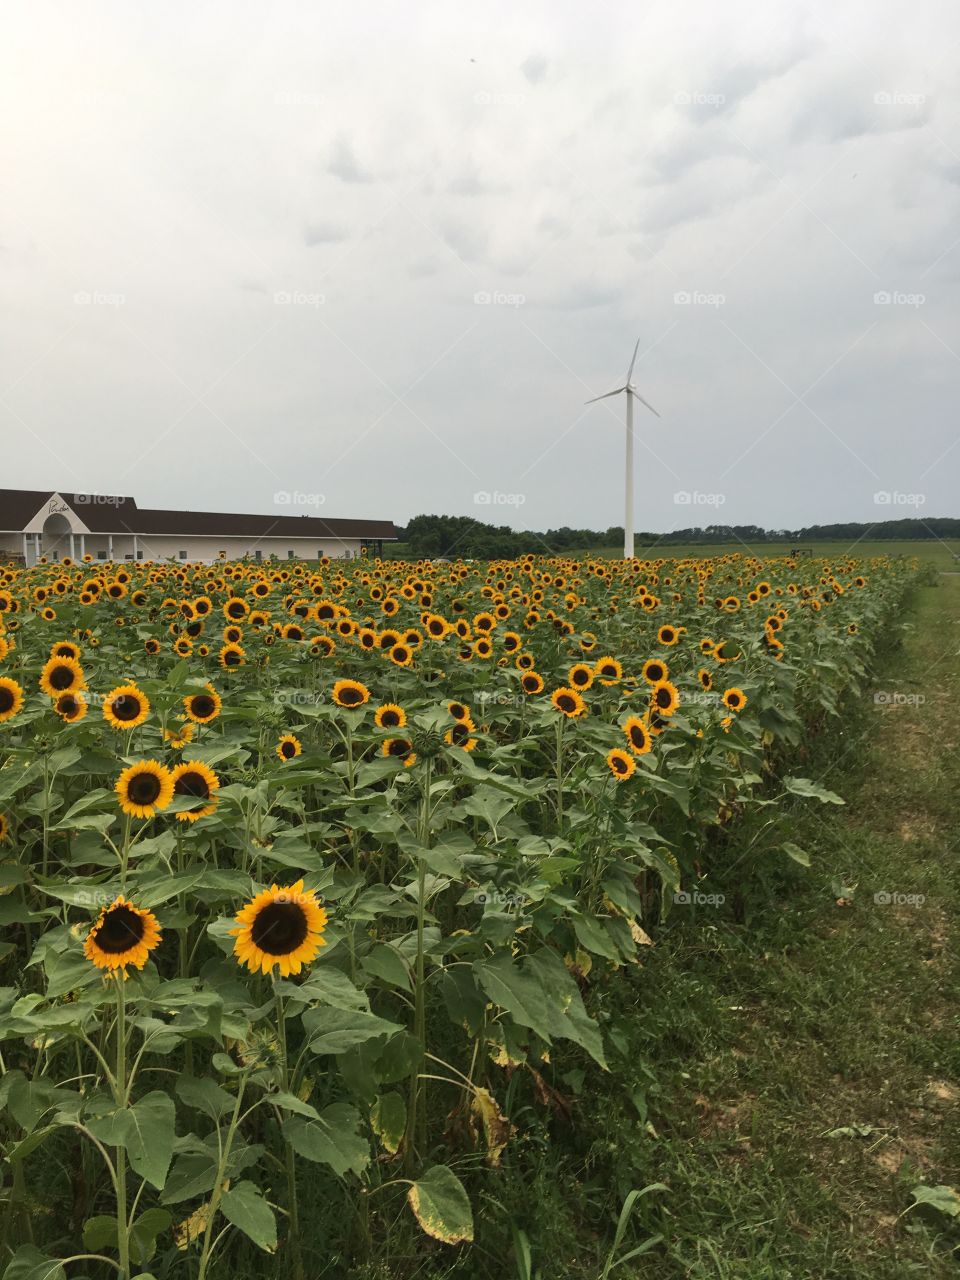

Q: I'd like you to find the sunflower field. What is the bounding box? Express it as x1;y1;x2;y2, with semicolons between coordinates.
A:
0;550;917;1278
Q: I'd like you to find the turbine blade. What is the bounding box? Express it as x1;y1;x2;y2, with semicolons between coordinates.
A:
631;389;661;418
584;385;627;404
625;337;641;385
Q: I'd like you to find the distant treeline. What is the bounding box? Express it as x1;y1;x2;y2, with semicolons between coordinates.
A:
395;514;959;559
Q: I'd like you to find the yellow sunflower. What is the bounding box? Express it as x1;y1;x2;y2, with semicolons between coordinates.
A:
230;879;327;977
593;656;622;686
551;687;586;718
0;677;25;722
170;760;220;821
39;655;86;698
103;684;150;731
54;691;88;723
115;760;175;818
622;715;652;756
49;640;82;662
389;643;413;668
607;747;636;780
276;734;302;762
641;658;668;684
84;895;161;977
568;663;594;691
520;671;544;695
219;643;246;669
184;685;222;724
650;680;680;716
332;679;370;709
164;721;195;748
375;703;407;729
722;687;747;713
444;723;478;752
382;736;417;767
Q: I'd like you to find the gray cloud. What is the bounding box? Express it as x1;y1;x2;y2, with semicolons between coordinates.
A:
327;135;372;183
1;0;958;537
303;220;349;245
521;55;549;86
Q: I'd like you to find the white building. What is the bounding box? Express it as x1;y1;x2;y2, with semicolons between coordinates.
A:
0;490;398;566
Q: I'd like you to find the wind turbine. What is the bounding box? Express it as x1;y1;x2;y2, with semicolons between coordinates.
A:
585;338;660;559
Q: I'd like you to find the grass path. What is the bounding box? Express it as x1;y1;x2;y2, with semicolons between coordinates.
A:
614;575;960;1277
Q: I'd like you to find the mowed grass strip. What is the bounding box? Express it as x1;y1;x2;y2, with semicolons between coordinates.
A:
616;574;960;1278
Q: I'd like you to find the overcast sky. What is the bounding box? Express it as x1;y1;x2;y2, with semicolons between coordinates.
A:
1;1;957;535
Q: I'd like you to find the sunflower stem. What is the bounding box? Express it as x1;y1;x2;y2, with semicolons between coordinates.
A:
405;756;432;1169
118;814;131;891
114;978;130;1280
175;828;194;1076
274;982;305;1280
197;1073;247;1280
40;750;51;879
555;716;565;831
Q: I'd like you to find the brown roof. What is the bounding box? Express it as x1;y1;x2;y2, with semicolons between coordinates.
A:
0;490;397;540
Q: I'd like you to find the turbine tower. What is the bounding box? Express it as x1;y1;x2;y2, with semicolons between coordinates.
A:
585;338;660;559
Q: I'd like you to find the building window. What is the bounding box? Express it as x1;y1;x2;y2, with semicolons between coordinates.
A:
97;550;107;560
288;549;295;559
254;549;262;561
179;550;187;560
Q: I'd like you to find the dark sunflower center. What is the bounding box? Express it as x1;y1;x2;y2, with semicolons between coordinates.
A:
59;695;79;716
613;755;628;774
0;687;14;712
281;740;297;758
558;694;576;712
227;601;245;617
95;905;146;953
648;665;664;681
600;666;616;678
450;723;469;744
655;689;671;708
573;671;588;686
55;645;75;658
49;664;75;690
128;772;162;805
175;771;209;798
630;725;646;748
224;650;242;665
382;710;400;726
113;694;142;722
190;695;215;718
388;738;411;757
251;900;309;955
338;686;362;705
